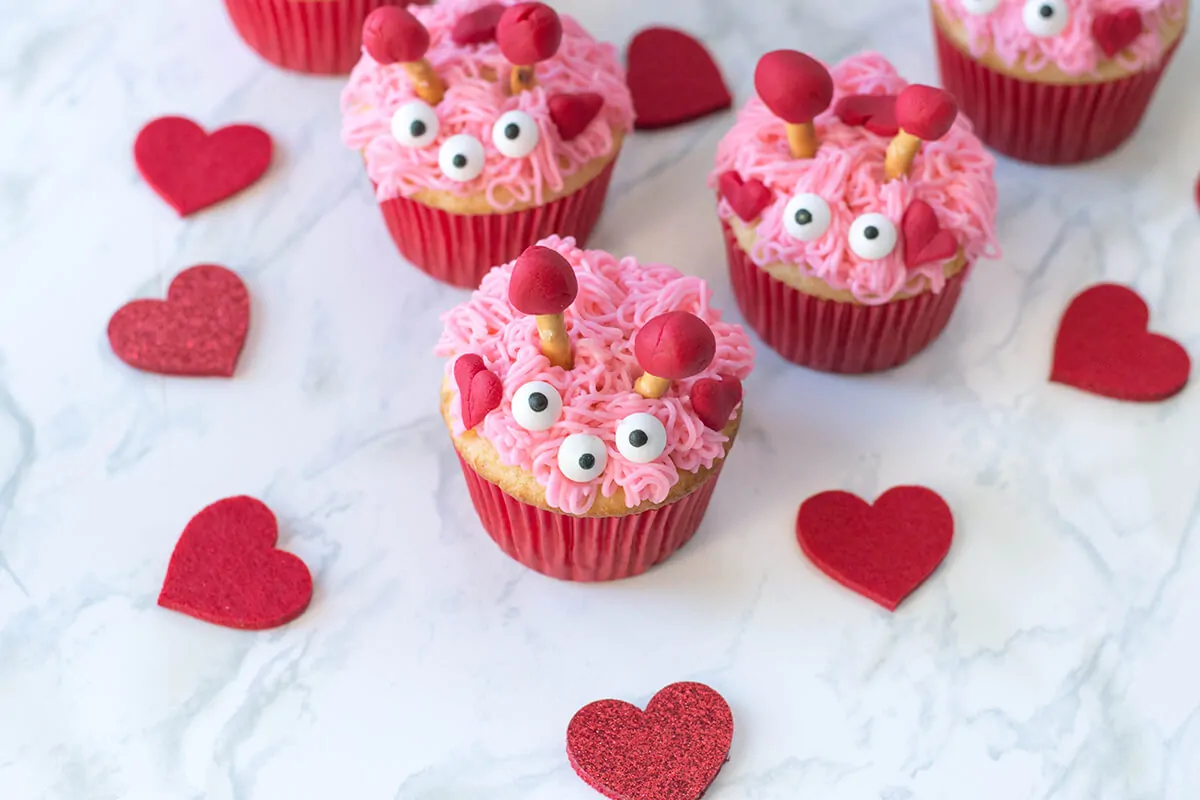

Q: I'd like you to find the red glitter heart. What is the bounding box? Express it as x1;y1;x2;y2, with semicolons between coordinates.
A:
1051;283;1190;402
835;93;899;136
134;116;272;216
567;682;734;800
158;496;313;630
627;27;732;130
718;171;773;222
1093;8;1144;58
797;486;953;611
902;200;959;269
690;375;743;430
549;92;604;141
451;2;505;46
454;354;503;429
107;265;249;377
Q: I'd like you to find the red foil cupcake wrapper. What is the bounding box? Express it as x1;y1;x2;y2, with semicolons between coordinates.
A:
223;0;397;75
723;220;968;374
377;160;616;289
458;455;722;582
934;22;1182;165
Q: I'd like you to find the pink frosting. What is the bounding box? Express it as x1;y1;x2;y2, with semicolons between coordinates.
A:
708;52;999;305
934;0;1186;75
437;236;755;515
341;0;634;209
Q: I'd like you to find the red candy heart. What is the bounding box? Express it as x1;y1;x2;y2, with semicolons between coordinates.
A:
134;116;272;217
718;171;773;222
107;265;250;377
567;682;734;800
835;93;899;136
1051;283;1190;402
158;496;313;630
1093;8;1144;58
797;486;953;611
451;2;505;46
902;200;959;268
627;27;732;130
455;354;503;429
690;375;743;430
549;92;604;141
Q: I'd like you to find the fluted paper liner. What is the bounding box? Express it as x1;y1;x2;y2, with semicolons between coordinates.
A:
224;0;397;75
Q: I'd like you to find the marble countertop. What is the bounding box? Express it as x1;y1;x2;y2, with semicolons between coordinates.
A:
3;0;1200;798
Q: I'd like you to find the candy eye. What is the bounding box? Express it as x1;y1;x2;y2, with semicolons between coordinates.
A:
848;213;898;260
961;0;999;14
1023;0;1069;37
782;193;832;242
390;100;440;148
557;433;608;482
492;110;540;158
615;413;667;464
438;134;486;182
511;381;562;431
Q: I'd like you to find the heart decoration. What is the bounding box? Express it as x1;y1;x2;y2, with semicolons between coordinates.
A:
835;93;899;137
690;375;743;430
549;92;605;142
107;265;250;377
1051;283;1190;402
797;486;953;611
158;496;313;630
1092;9;1144;58
902;200;959;269
134;116;272;217
455;354;503;430
718;171;773;223
627;27;732;130
451;2;505;45
567;682;734;800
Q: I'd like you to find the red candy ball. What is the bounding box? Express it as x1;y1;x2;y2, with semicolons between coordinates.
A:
509;246;579;315
362;6;430;64
895;85;958;141
634;312;717;380
496;2;563;66
754;50;833;124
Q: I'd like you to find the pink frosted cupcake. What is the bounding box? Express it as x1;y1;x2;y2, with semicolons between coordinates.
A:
437;236;754;581
710;51;999;373
932;0;1188;163
342;1;633;288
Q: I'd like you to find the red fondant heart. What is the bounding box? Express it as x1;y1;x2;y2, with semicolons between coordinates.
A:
158;496;312;630
107;265;250;377
1051;284;1190;402
797;486;953;611
549;92;604;141
451;2;505;46
690;374;743;430
455;354;503;429
718;171;772;222
567;682;733;800
1093;9;1144;58
835;93;899;136
134;116;272;216
902;200;959;269
627;27;732;130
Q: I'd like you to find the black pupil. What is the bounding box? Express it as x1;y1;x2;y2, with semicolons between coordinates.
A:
410;120;426;138
794;209;813;226
1039;4;1053;17
528;392;548;413
629;430;649;448
452;154;468;169
864;226;879;240
504;123;521;140
579;453;596;471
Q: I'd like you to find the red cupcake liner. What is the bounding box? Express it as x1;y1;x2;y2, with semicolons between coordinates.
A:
377;160;616;289
458;455;722;582
223;0;399;75
722;220;969;374
934;22;1182;165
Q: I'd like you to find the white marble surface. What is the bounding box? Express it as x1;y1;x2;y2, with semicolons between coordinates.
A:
3;0;1200;797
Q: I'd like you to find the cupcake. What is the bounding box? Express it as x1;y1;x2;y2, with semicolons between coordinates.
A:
710;51;999;373
932;0;1188;164
342;1;634;288
437;236;755;581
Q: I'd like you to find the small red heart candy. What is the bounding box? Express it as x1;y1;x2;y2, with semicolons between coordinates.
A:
158;496;313;630
902;200;958;269
895;85;957;141
107;265;250;377
455;354;503;429
1093;8;1144;58
1051;284;1190;402
548;92;604;141
797;486;953;611
496;2;562;65
134;116;272;217
754;50;833;124
690;375;743;430
635;312;716;381
567;682;734;800
508;245;578;315
718;171;773;222
835;93;899;136
627;27;732;130
451;2;505;46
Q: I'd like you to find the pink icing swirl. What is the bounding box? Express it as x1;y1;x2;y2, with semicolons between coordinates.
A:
437;236;755;515
934;0;1186;76
709;52;999;305
341;0;634;209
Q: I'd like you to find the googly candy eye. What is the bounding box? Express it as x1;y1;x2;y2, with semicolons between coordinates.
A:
615;413;667;464
557;433;608;482
1023;0;1069;37
492;110;540;158
848;213;898;260
782;193;832;242
438;134;486;182
511;381;563;431
390;100;440;148
961;0;1000;15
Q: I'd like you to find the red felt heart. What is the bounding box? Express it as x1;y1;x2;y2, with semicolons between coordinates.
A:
797;486;953;611
902;200;959;269
1093;9;1144;58
134;116;272;216
1051;283;1190;401
690;375;743;431
718;171;772;222
451;2;505;46
158;496;312;630
107;265;250;377
835;93;899;136
627;27;732;130
549;92;604;141
567;682;733;800
455;354;503;429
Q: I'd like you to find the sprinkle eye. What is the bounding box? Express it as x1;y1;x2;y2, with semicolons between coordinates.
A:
438;134;486;182
848;213;898;260
961;0;999;15
782;193;832;242
511;381;563;431
615;413;667;464
391;100;440;148
492;110;540;158
1023;0;1069;37
557;433;608;482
